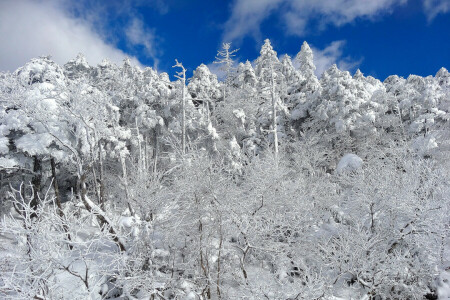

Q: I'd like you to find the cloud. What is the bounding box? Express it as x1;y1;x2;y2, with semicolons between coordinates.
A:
423;0;450;21
206;62;227;81
289;41;362;77
145;0;169;15
223;0;408;42
223;0;284;43
286;0;408;32
311;41;362;77
0;0;142;72
125;18;160;68
121;0;170;15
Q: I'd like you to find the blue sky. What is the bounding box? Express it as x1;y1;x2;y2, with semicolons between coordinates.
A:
0;0;449;80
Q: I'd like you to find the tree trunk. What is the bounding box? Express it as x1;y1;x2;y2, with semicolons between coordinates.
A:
206;101;211;124
144;134;148;172
182;77;186;155
98;140;105;210
270;63;278;162
30;156;42;213
136;118;143;173
153;126;160;175
79;172;126;252
120;155;134;216
51;158;73;249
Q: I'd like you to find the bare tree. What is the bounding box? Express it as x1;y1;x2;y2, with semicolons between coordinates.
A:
214;42;239;103
173;59;187;155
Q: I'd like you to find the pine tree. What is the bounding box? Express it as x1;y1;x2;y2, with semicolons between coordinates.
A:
188;64;221;122
214;42;239;103
291;41;320;122
255;39;286;160
173;59;187;155
297;41;316;78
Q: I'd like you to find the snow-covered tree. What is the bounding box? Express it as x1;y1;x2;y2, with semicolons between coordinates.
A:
254;39;288;160
233;60;258;90
173;59;188;155
312;65;362;134
0;39;449;300
290;41;320;125
214;42;239;103
188;63;221;122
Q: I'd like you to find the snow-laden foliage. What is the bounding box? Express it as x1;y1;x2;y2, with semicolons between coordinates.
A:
0;40;449;299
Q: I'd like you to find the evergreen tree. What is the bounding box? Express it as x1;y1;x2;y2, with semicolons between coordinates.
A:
290;41;320;123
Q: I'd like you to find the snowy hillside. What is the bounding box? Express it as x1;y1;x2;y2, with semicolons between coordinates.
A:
0;41;449;299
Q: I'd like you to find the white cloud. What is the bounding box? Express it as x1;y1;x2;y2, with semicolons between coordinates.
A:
125;18;159;68
0;0;142;72
206;62;227;81
289;41;361;77
223;0;284;43
423;0;450;21
311;41;362;77
286;0;408;32
223;0;408;42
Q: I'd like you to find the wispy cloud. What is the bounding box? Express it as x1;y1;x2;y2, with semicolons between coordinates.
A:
222;0;409;42
423;0;450;21
0;0;161;71
223;0;284;44
311;41;362;77
125;18;160;68
206;62;227;81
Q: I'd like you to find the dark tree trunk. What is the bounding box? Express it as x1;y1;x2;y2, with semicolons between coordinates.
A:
51;158;73;249
79;172;125;252
153;125;160;175
98;140;105;210
30;156;42;216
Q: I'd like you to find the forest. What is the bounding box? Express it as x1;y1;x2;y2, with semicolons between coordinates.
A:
0;39;449;299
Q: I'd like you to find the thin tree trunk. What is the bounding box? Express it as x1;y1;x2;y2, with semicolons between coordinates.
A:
223;85;226;103
136;119;143;173
98;140;105;210
87;128;100;205
206;101;211;124
153;126;159;175
51;157;62;216
30;156;42;213
270;63;278;162
182;78;186;155
120;155;134;216
91;165;100;205
79;172;125;252
173;60;187;155
216;219;223;299
51;158;73;249
144;134;148;172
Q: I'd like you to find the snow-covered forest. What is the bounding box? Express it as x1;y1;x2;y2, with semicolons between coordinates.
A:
0;40;449;299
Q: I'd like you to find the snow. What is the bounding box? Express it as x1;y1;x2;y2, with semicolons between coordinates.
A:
207;122;219;140
40;97;59;112
0;39;449;300
38;82;55;92
152;249;170;258
335;153;363;174
119;216;135;229
233;108;246;125
15;132;54;155
0;156;19;168
290;106;307;120
413;135;438;156
0;136;9;154
229;136;241;156
438;271;450;299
